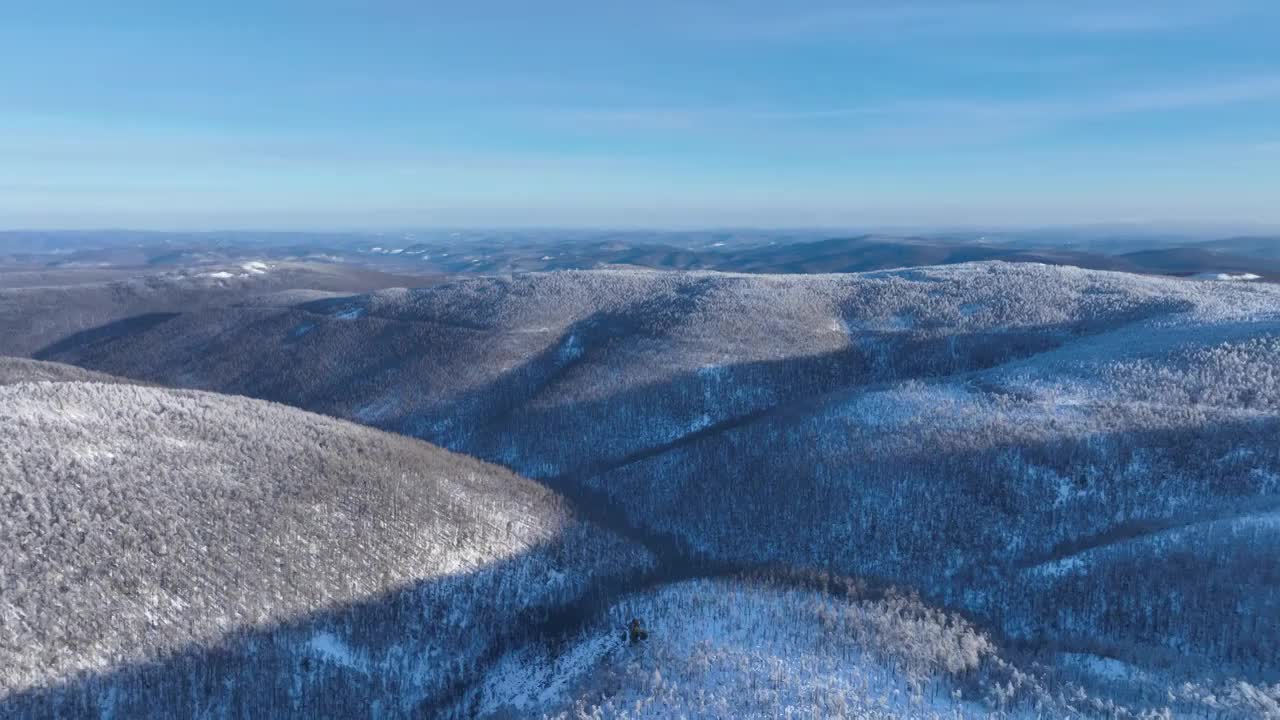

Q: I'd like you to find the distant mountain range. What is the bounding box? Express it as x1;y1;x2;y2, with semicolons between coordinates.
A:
3;229;1278;281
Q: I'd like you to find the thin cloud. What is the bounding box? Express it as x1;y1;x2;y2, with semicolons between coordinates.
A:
861;74;1280;124
684;0;1265;41
510;74;1280;147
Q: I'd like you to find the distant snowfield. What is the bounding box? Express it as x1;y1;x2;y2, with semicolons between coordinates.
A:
195;261;272;280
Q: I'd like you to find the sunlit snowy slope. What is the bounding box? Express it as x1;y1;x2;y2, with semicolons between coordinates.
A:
0;361;651;717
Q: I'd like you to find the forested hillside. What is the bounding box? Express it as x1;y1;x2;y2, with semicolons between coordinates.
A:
0;357;122;385
0;366;651;717
467;576;1016;719
0;261;427;357
460;574;1278;719
26;262;1280;715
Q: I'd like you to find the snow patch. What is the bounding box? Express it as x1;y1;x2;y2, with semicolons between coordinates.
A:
887;313;915;330
355;396;397;423
558;333;583;362
1194;272;1261;281
478;634;617;716
307;632;368;673
1059;653;1147;683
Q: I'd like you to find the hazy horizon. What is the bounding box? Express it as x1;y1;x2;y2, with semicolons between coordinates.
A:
3;220;1279;237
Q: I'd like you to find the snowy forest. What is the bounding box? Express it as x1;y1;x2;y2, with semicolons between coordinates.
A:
4;261;1280;717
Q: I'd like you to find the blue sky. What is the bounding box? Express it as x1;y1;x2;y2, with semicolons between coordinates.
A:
2;1;1278;229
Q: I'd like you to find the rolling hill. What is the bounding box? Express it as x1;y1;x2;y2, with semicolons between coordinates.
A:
464;576;1018;719
0;357;123;385
1195;235;1280;260
5;230;1277;282
1115;246;1280;279
34;262;1280;715
0;261;435;357
0;360;652;718
332;233;1280;278
459;574;1279;718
